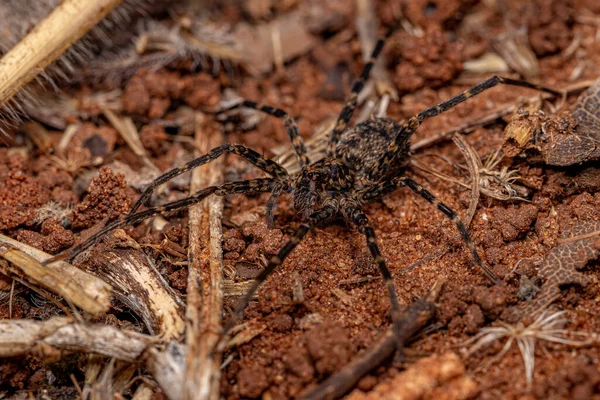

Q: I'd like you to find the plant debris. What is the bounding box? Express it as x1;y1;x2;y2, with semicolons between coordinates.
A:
503;79;600;166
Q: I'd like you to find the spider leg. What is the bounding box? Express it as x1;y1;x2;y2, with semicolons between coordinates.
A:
327;26;396;155
44;178;279;265
346;207;405;355
401;177;499;283
224;207;335;333
265;184;284;229
375;76;563;176
130;143;287;214
220;100;310;167
360;177;499;283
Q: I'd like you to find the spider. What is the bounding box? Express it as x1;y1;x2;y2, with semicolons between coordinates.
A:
45;24;561;348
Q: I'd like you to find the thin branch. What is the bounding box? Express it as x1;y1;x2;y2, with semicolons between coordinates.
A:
184;113;225;400
298;277;446;400
0;0;122;110
0;233;111;315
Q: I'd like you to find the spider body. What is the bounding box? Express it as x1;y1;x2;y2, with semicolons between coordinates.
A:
290;118;408;220
46;22;562;352
335;117;410;181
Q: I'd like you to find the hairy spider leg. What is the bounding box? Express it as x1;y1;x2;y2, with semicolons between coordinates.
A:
220;100;310;167
129;143;288;215
43;178;279;265
361;176;500;283
375;75;563;177
405;178;499;283
347;207;406;356
222;207;335;337
327;25;396;155
265;184;285;229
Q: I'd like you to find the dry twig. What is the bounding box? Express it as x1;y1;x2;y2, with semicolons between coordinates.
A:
0;0;123;118
298;277;446;400
347;352;477;400
0;233;111;314
93;243;185;338
184;113;225;400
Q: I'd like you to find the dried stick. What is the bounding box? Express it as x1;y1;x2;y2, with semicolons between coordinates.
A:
184;113;225;400
452;134;481;228
0;317;156;361
0;233;111;314
0;0;123;108
94;246;185;338
298;277;446;400
346;352;476;400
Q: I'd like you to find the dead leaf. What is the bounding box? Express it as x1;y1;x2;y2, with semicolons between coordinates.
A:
503;79;600;166
505;220;599;321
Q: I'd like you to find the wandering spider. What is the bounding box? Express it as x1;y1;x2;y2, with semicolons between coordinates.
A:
45;24;561;347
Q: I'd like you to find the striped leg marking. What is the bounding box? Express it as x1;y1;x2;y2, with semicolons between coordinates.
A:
375;76;562;178
348;208;406;353
327;26;396;155
129;143;287;214
44;179;279;265
221;100;310;167
402;178;499;283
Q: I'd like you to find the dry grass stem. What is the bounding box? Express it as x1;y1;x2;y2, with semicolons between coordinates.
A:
0;233;111;314
347;352;477;400
464;311;595;391
94;244;185;338
185;113;225;400
492;27;540;78
0;0;122;112
103;109;160;173
0;317;156;361
452;134;481;227
412;144;527;203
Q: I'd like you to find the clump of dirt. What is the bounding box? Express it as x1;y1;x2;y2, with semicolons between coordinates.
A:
139;124;169;156
16;217;74;254
437;282;516;335
400;0;477;28
223;221;284;281
0;168;50;230
388;25;463;94
122;69;221;118
505;0;574;56
71;166;132;229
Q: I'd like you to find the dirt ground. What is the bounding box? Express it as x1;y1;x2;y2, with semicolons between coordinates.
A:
1;0;600;399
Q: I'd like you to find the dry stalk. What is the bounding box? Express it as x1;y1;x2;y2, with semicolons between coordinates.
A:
0;0;123;111
0;315;190;399
452;134;481;227
347;352;477;400
146;342;187;400
93;244;185;338
298;277;446;400
103;109;160;173
0;317;156;361
0;233;111;314
185;113;225;400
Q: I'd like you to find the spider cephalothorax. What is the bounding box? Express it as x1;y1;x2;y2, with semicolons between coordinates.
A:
46;22;561;351
292;157;354;218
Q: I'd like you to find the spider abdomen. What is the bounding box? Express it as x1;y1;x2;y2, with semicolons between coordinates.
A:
335;117;410;180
